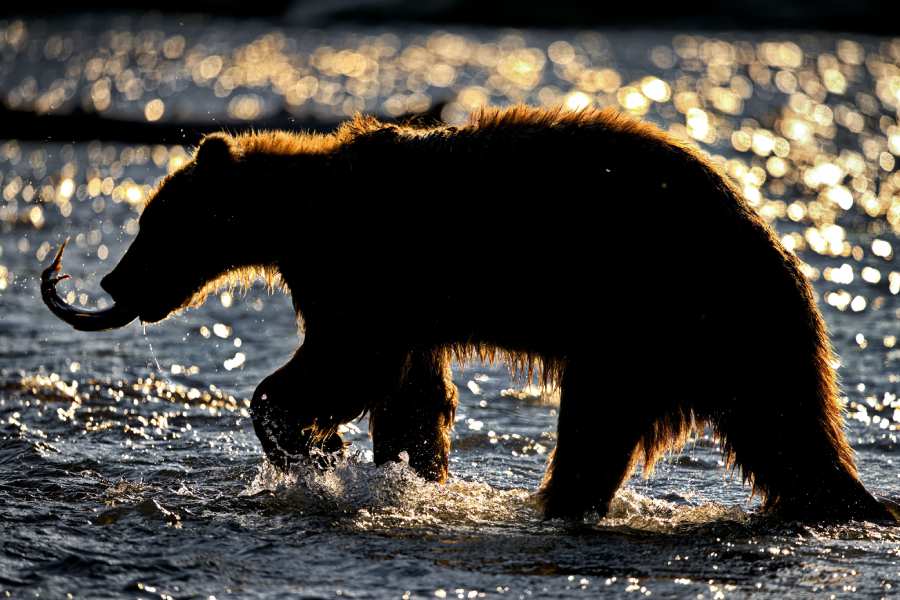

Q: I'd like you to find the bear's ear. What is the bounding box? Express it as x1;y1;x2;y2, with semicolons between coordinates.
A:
194;133;235;166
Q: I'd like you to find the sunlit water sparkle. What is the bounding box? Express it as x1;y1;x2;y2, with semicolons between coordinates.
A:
0;16;899;599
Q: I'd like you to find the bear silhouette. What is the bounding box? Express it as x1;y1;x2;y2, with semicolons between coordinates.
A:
43;105;894;522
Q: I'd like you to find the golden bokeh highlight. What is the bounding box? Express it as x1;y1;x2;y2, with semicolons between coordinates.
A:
0;23;898;352
144;98;165;122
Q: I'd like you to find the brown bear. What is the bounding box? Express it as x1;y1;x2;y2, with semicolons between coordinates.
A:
42;105;895;523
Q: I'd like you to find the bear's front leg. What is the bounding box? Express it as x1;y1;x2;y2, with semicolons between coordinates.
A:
369;349;458;482
251;338;411;471
250;345;345;470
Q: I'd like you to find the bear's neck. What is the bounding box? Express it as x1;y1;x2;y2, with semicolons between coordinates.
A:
230;151;335;260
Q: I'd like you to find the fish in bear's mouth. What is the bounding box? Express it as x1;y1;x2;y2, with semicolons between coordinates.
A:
40;240;139;331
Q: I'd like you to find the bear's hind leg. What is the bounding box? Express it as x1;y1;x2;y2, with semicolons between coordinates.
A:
369;349;459;482
707;384;893;523
537;362;651;519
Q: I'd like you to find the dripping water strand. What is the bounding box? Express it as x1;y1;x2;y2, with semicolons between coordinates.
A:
143;323;164;374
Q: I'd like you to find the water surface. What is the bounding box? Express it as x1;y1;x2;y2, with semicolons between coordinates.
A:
1;17;899;598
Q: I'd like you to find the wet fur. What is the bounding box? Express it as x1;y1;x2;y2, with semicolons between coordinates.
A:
100;105;893;523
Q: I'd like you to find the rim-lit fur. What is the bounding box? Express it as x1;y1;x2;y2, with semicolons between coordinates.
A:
113;104;889;522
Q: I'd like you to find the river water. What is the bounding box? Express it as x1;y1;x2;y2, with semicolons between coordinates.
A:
1;16;899;598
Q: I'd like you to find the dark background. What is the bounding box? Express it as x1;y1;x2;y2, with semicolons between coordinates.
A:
4;0;898;33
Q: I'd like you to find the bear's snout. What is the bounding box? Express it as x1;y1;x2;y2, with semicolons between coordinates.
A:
99;273;117;296
100;271;129;303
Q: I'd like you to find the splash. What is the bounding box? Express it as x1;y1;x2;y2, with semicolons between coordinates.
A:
244;451;760;535
602;488;749;533
246;452;538;530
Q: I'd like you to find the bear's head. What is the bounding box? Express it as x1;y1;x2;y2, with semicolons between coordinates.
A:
102;133;250;324
42;133;279;329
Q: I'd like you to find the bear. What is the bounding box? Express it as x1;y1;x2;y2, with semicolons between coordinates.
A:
42;104;895;523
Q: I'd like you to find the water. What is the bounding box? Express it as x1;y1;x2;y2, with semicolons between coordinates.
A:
1;16;900;598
